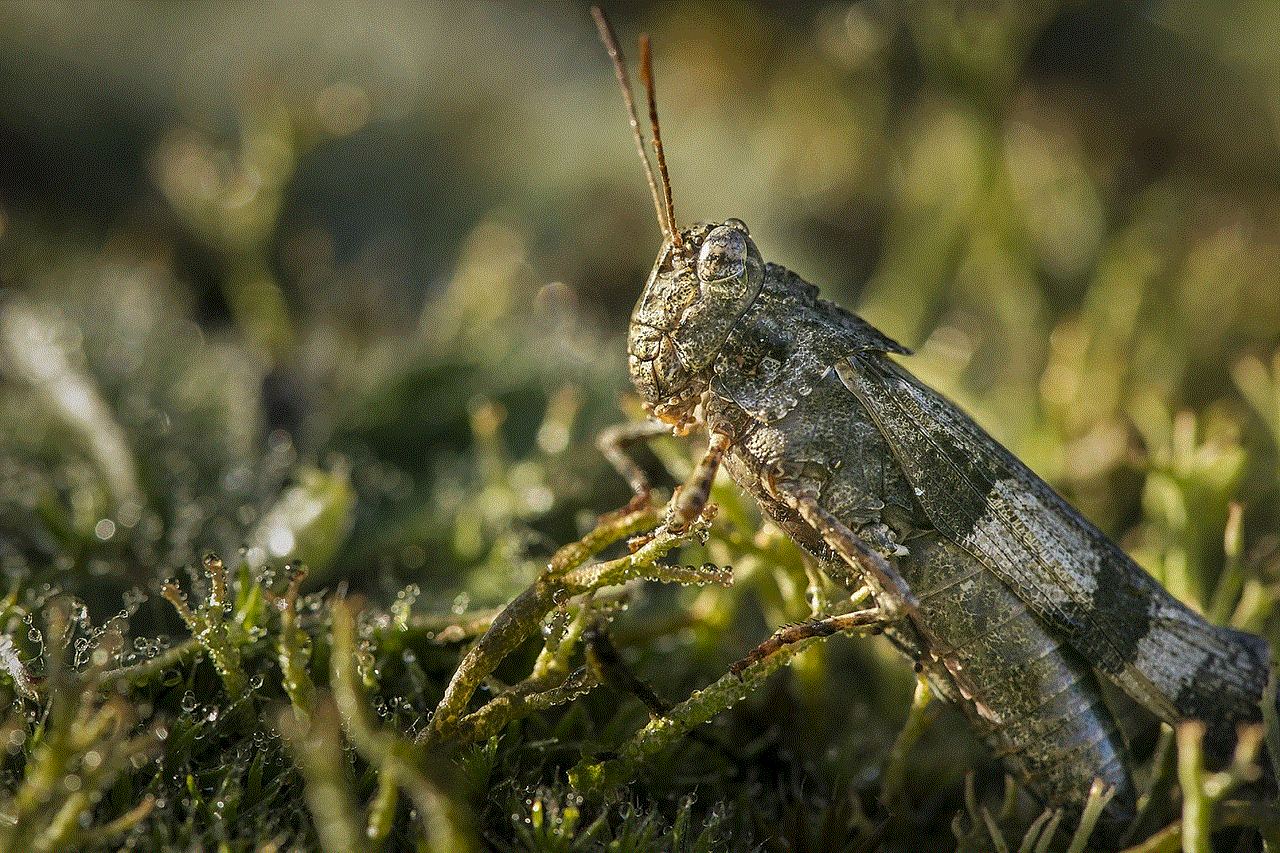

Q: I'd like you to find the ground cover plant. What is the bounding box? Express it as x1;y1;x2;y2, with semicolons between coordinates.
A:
2;3;1280;851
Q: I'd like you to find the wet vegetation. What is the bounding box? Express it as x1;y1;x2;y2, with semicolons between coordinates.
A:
1;3;1279;851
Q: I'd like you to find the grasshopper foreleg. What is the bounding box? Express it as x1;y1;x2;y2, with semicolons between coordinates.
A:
597;419;675;501
666;430;730;532
600;420;732;534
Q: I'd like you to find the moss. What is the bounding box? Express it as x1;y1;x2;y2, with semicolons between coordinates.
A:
1;4;1280;851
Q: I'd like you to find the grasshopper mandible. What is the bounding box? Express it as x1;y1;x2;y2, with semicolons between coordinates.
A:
592;8;1272;837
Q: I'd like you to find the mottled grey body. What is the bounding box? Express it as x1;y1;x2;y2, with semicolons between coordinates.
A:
622;219;1272;829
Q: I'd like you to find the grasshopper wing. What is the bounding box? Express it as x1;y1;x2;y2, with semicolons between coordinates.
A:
837;349;1269;744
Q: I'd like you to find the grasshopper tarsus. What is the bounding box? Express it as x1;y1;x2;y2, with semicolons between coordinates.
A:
624;531;653;553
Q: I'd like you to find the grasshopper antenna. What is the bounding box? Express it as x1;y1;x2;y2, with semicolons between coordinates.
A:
639;35;681;251
592;7;684;252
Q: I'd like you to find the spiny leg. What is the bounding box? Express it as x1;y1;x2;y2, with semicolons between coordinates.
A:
729;609;890;677
666;430;730;532
763;473;918;622
597;419;676;503
598;421;725;548
730;478;922;679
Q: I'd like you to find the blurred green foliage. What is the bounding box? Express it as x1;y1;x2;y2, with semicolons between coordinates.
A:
0;2;1279;851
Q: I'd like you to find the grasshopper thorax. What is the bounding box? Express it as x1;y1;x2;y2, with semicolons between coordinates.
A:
628;218;764;424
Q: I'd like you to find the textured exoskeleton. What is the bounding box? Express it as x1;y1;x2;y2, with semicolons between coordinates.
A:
590;8;1272;839
616;217;1272;835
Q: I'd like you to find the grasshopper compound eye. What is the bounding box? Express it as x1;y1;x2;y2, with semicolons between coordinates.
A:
697;221;752;282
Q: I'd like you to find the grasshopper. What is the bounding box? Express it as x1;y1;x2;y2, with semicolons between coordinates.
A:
592;8;1272;838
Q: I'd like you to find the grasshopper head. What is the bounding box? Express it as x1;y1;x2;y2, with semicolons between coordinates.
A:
593;12;762;423
628;218;764;423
